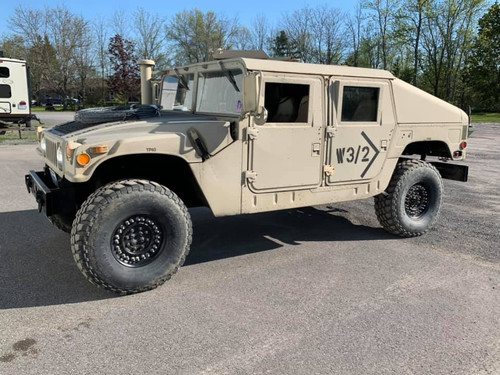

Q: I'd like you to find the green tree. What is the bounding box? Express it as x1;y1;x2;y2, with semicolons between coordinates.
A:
133;8;169;69
420;0;485;102
467;2;500;111
8;6;92;102
365;0;400;70
166;9;239;64
394;0;431;85
271;30;293;58
0;35;28;60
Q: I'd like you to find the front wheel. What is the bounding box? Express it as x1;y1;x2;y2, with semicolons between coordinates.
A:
374;160;443;237
71;179;192;294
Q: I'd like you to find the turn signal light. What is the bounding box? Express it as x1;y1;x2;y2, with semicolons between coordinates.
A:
90;146;108;154
76;153;91;166
36;126;43;141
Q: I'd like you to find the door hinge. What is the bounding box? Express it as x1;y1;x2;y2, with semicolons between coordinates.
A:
324;165;335;177
247;127;259;141
326;126;337;138
245;170;258;182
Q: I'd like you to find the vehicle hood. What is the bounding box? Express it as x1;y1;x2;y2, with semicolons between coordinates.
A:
45;111;236;163
49;112;229;141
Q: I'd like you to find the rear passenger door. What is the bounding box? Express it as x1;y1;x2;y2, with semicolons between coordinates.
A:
325;78;395;184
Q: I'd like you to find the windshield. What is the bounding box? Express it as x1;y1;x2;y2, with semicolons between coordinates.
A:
196;69;243;115
160;69;243;115
160;73;194;111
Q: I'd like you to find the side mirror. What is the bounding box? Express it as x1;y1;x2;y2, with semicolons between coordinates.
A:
243;72;259;114
243;71;267;125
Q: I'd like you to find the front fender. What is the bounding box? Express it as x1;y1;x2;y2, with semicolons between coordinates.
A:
64;132;199;183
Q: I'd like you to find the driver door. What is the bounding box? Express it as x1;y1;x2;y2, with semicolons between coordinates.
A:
246;74;324;192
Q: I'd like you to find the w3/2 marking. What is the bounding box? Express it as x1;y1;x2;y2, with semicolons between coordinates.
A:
336;145;370;164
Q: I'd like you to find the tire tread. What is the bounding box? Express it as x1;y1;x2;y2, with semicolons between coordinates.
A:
70;179;192;294
374;159;442;237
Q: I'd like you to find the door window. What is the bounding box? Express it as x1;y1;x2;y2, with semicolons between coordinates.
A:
341;86;379;122
264;83;310;123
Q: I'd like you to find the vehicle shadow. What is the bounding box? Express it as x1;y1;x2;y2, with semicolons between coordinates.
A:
0;206;393;309
186;206;393;266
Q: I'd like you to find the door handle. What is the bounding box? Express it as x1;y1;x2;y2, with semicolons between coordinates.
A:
312;143;321;156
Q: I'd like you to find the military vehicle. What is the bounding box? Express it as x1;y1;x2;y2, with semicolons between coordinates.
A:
25;54;469;294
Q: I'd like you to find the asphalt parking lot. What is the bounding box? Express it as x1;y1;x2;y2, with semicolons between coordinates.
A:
0;123;499;374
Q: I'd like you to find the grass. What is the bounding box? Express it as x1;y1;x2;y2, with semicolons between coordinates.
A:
31;106;68;112
0;123;53;144
0;128;38;144
31;106;77;112
470;113;500;123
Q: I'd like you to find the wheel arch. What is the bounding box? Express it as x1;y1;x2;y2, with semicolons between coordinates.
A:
402;140;452;159
81;153;208;209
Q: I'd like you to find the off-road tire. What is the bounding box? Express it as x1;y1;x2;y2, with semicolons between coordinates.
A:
48;214;73;233
70;179;192;294
374;160;443;237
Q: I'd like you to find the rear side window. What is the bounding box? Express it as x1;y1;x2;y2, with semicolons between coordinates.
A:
0;84;11;98
341;86;379;122
0;67;9;78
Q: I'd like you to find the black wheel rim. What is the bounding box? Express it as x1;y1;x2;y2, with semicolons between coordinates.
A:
405;184;430;218
111;215;164;267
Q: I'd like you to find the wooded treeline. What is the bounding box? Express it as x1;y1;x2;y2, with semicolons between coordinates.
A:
1;2;498;111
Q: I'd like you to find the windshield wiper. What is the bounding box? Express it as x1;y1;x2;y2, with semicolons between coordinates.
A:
219;61;240;92
174;68;190;90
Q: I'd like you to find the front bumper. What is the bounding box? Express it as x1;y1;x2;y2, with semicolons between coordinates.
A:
25;169;76;217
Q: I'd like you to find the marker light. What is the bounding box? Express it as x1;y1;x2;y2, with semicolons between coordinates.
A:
76;153;91;166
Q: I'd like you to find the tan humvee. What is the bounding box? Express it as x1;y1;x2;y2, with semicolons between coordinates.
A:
25;54;469;294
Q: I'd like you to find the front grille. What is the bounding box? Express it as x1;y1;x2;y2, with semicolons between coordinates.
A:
46;138;58;166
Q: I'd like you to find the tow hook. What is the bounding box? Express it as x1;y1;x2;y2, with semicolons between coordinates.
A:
25;175;32;193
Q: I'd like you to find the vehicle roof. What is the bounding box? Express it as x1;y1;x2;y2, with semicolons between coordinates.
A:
0;57;27;64
240;58;394;79
162;58;394;80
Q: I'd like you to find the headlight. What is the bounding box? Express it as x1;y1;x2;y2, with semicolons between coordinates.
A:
56;145;63;170
40;136;47;155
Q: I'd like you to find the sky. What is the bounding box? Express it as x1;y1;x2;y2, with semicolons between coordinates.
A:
0;0;355;37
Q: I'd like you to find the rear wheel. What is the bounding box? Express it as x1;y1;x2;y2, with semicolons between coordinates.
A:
71;179;192;294
374;160;443;237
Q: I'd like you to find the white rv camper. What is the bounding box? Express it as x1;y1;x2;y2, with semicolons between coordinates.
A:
0;53;31;126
